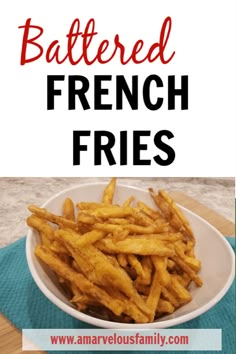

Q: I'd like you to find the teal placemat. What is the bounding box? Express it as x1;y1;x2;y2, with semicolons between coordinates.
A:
0;237;235;354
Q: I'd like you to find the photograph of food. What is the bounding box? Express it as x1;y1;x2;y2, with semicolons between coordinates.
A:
0;177;235;353
26;178;203;324
22;177;234;330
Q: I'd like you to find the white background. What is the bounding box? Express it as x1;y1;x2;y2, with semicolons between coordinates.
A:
0;0;235;176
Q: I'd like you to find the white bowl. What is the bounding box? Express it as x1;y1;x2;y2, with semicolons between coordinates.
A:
26;183;235;328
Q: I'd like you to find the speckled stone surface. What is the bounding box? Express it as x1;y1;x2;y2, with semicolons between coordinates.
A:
0;177;235;248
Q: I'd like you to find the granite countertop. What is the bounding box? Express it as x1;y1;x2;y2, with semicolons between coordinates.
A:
0;177;235;248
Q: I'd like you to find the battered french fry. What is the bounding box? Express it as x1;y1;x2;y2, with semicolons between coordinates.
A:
156;299;175;314
40;232;51;248
93;222;168;235
106;218;130;225
137;201;164;221
105;288;149;323
127;255;145;278
87;206;134;219
55;237;151;316
171;255;203;287
168;276;192;304
28;205;78;230
77;212;102;225
96;236;175;256
152;256;171;287
27;214;55;241
161;286;180;308
122;196;134;208
50;240;68;254
35;245;124;316
56;228;106;248
117;253;128;267
102;177;117;204
149;189;195;243
135;256;153;285
146;272;162;321
77;202;119;210
63;198;75;221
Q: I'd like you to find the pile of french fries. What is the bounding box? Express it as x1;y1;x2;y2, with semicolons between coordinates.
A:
27;178;203;324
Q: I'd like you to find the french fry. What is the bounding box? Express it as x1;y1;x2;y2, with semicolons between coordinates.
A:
28;205;78;230
27;214;55;241
117;253;128;267
137;201;164;221
35;245;124;316
77;212;102;225
122;196;134;208
171;255;203;287
55;236;152;316
168;276;192;304
156;299;175;314
149;189;195;243
77;202;118;210
127;255;145;278
102;177;117;204
152;256;171;287
56;228;106;248
161;286;180;308
87;206;134;219
146;272;162;321
62;198;75;221
96;236;175;256
135;256;153;285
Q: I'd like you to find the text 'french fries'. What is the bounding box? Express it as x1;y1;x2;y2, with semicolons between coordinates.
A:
27;177;203;324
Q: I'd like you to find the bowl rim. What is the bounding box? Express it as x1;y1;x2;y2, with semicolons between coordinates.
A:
26;182;235;329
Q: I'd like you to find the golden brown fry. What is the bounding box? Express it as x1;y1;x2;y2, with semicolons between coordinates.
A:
96;236;175;256
27;214;55;241
56;228;106;248
152;256;171;287
174;241;201;271
35;245;124;315
77;212;102;225
146;272;162;321
122;196;135;208
87;206;133;219
127;254;145;278
102;177;117;204
50;240;68;254
149;189;195;243
117;253;128;267
156;299;175;314
161;286;180;308
171;255;203;287
131;208;155;226
168;276;192;304
135;256;153;285
172;274;192;288
167;259;176;271
55;236;151;316
40;232;51;248
107;218;130;225
185;240;195;257
77;202;119;210
63;198;75;221
105;288;149;323
28;205;78;230
137;201;164;221
92;223;123;234
93;222;168;235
